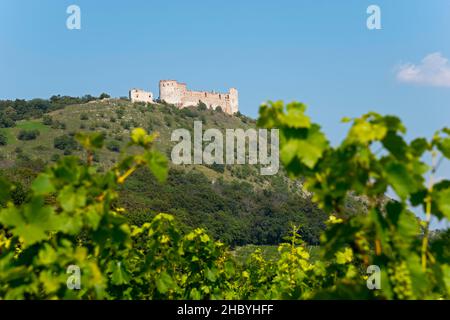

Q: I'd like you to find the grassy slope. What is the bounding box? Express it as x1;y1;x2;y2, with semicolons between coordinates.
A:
0;99;267;184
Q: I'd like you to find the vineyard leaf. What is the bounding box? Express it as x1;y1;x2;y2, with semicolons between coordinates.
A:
410;138;429;157
206;268;217;282
111;261;131;285
293;125;328;169
437;137;450;159
144;151;168;183
382;132;408;160
280;139;298;165
384;162;417;200
0;206;22;227
282;102;310;128
436;188;450;219
156;271;175;294
0;198;56;245
76;132;104;150
131;128;147;144
31;174;55;195
348;121;387;144
57;186;87;212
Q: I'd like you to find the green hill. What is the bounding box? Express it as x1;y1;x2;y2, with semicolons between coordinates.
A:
0;99;366;246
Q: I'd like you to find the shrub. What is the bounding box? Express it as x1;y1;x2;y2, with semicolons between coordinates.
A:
0;131;7;146
197;101;208;111
121;121;131;130
54;134;78;152
181;108;198;118
17;129;40;141
115;108;125;119
0;112;15;128
51;120;66;130
42;115;53;125
50;153;60;162
106;140;120;153
80;113;89;121
164;115;173;127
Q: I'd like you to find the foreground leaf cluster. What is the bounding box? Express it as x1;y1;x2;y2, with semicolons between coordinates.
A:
0;102;449;299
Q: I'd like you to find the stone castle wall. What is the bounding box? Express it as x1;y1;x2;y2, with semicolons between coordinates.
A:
129;89;154;103
159;80;238;115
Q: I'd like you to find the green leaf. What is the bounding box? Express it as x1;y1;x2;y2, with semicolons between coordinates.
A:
224;261;235;276
155;271;175;294
347;119;387;144
75;132;105;150
131;128;147;144
282;102;310;128
436;188;450;219
57;186;87;212
410;138;429;157
111;261;131;285
335;248;353;264
384;162;417;200
292;125;328;169
130;128;157;147
280;139;299;165
382;132;408;160
144;151;168;183
205;268;217;282
0;197;56;246
437;137;450;159
341;117;352;123
31;174;55;195
0;206;23;228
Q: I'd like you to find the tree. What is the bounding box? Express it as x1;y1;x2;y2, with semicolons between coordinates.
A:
197;101;208;111
99;93;111;100
0;112;15;128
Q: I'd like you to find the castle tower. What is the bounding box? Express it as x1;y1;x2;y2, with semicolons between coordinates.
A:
229;88;239;114
159;80;184;106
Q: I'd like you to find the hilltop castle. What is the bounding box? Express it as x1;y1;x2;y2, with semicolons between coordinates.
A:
129;80;238;115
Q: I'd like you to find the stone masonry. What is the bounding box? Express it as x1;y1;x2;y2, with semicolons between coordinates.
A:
129;88;154;103
159;80;238;115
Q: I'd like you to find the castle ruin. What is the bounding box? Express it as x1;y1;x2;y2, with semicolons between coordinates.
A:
129;80;238;115
129;88;154;103
160;80;238;115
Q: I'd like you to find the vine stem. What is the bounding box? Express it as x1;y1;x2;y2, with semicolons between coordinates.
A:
421;151;437;271
117;166;137;184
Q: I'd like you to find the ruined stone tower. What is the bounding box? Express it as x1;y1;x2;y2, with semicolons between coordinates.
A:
159;80;238;115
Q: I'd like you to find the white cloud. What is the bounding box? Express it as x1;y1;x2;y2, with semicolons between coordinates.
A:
396;52;450;88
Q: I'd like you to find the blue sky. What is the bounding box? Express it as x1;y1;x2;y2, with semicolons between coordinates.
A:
1;1;449;227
